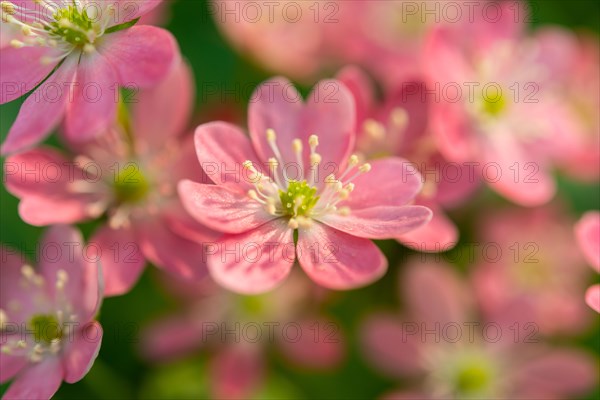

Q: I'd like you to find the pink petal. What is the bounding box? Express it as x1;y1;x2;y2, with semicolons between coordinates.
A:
397;203;458;252
178;180;275;234
63;52;119;142
63;321;103;383
100;25;177;88
575;211;600;272
343;158;424;210
89;225;145;297
512;350;598;398
482;133;555;206
402;258;471;325
360;314;422;378
140;315;204;362
334;65;375;129
161;200;222;245
3;356;63;400
207;219;294;294
39;225;102;321
381;391;431;400
248;78;355;172
277;316;345;370
0;46;56;104
131;60;194;150
1;57;77;155
0;352;28;384
4;147;106;225
112;0;164;24
0;246;37;324
194;122;262;188
297;223;386;290
210;345;264;400
136;217;210;281
320;205;432;240
586;285;600;313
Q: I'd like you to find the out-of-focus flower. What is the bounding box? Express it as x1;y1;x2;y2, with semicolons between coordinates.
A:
361;258;598;399
4;61;218;296
424;2;580;206
473;206;593;335
140;271;345;399
540;29;600;181
337;66;480;252
139;0;173;26
178;77;432;294
575;211;600;313
0;225;103;400
0;0;177;154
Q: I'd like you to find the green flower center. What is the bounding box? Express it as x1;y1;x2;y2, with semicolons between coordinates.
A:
279;180;320;218
46;5;96;46
455;363;493;395
29;314;62;343
481;89;507;117
113;164;150;204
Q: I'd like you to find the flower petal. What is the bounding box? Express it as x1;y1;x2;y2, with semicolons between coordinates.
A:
297;223;386;290
140;315;205;362
63;322;103;383
178;180;276;234
0;246;37;324
0;46;56;104
586;285;600;313
397;202;458;252
207;219;294;294
1;57;77;155
111;0;164;24
320;205;432;240
3;356;63;400
0;351;28;384
131;60;194;150
210;345;264;400
335;65;375;129
575;211;600;272
100;25;177;88
4;147;107;226
194;122;262;189
63;52;119;142
89;225;145;297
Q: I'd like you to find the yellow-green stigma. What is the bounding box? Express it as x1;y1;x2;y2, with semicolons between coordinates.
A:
46;5;95;47
482;90;507;117
29;314;62;343
455;363;493;395
279;180;319;218
113;164;150;204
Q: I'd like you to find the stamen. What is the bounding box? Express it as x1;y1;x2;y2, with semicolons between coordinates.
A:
55;269;68;290
363;119;386;140
390;107;409;129
288;218;299;229
0;309;7;328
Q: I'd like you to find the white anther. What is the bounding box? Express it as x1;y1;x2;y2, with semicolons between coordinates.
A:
266;128;276;142
359;163;372;173
288;218;299;230
390;107;409;129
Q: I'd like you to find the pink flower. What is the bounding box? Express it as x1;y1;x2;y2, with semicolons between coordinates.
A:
473;206;593;335
4;61;218;296
178;77;432;294
575;211;600;313
361;258;598;399
423;2;580;206
0;225;103;400
337;66;480;252
0;0;178;154
140;271;345;398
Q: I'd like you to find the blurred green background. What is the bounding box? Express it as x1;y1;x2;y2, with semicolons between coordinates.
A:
1;0;599;398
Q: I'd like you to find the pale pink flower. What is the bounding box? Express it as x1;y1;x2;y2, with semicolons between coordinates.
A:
178;77;432;294
1;225;103;400
0;0;178;154
473;207;593;335
337;66;480;252
423;2;581;206
4;61;218;296
575;211;600;313
361;258;598;399
140;271;345;398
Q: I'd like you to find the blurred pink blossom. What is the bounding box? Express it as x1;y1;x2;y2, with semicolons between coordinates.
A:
575;211;600;313
4;61;218;296
337;66;480;252
179;77;432;294
361;258;598;399
0;0;177;154
473;206;593;335
140;271;345;398
0;226;103;400
423;2;580;206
